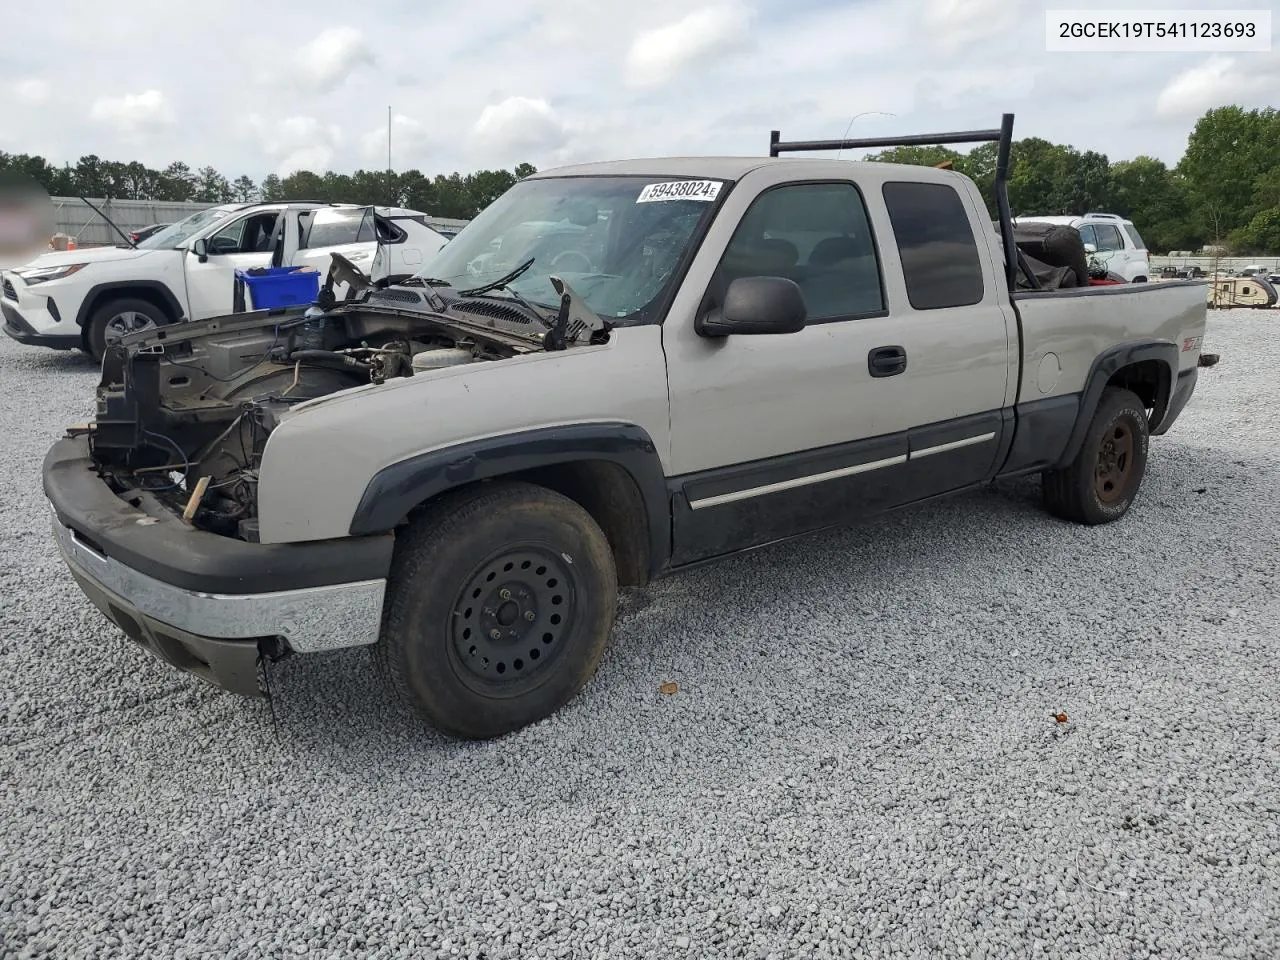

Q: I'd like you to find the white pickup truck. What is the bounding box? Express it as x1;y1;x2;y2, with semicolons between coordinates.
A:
2;202;447;361
43;115;1207;740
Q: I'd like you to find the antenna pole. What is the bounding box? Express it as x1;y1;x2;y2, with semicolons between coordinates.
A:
387;105;393;206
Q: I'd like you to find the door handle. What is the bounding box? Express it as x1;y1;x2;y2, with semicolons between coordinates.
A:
868;345;907;378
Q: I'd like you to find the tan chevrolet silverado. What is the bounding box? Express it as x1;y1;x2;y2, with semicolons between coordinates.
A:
43;115;1207;739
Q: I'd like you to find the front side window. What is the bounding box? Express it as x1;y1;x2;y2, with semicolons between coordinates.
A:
709;182;884;322
206;212;279;255
414;175;724;324
882;181;984;310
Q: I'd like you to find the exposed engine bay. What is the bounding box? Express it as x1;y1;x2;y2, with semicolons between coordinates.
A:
85;256;608;542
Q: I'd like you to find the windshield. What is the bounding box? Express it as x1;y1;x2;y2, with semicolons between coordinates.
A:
414;175;727;323
135;208;234;249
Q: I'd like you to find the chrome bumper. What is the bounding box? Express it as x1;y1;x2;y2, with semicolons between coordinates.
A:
53;514;386;655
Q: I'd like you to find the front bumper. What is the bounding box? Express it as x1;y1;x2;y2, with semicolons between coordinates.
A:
44;436;394;697
1;274;78;349
2;302;79;349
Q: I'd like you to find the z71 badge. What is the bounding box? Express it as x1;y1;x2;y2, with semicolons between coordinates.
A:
1182;336;1203;352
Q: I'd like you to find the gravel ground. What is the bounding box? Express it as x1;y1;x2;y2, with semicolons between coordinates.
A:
2;310;1278;960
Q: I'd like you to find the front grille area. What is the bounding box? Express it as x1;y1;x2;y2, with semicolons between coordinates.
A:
2;278;16;301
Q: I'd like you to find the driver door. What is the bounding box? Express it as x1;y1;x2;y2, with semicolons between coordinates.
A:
183;210;281;318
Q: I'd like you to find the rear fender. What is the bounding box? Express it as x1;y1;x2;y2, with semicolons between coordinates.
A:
1057;341;1177;467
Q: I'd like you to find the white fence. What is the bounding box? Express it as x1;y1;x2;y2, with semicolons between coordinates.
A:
1151;255;1280;274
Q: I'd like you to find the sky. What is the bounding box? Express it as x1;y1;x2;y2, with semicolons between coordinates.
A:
2;0;1277;182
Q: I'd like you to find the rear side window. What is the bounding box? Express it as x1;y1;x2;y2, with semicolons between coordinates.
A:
1093;223;1124;251
1123;223;1147;250
881;182;984;310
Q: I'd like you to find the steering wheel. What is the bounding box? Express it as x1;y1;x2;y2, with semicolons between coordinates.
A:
551;249;593;273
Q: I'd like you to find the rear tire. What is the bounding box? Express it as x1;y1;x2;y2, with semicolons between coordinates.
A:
1042;387;1150;525
86;297;168;363
375;481;618;740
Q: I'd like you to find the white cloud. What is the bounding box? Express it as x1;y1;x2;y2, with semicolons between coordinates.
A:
88;90;175;137
1155;56;1280;119
922;0;1028;55
244;114;344;177
0;0;1251;182
298;26;375;93
13;79;50;104
470;97;571;164
626;3;754;88
363;113;431;167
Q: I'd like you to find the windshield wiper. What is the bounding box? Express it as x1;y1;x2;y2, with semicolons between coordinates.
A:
457;257;535;298
398;276;452;287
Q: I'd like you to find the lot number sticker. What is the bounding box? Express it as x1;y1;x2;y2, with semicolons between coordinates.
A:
636;180;723;203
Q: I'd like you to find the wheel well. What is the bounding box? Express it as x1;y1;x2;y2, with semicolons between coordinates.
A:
79;287;178;346
1107;359;1168;414
507;461;652;587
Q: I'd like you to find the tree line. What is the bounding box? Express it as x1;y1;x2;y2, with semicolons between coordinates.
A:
865;106;1279;255
1;106;1275;252
0;152;538;222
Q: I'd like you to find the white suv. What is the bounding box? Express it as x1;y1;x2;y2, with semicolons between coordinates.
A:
2;202;448;361
1013;212;1151;283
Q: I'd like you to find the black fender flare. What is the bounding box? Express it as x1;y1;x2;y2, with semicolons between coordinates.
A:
75;280;185;329
1057;340;1178;467
347;422;672;577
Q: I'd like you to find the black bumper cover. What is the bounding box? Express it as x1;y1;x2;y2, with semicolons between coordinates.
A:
3;303;79;350
43;436;394;595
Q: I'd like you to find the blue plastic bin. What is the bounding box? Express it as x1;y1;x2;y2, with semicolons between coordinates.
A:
234;266;320;310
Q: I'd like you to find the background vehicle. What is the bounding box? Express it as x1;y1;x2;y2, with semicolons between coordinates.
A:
44;115;1206;740
128;223;170;245
1014;212;1151;282
2;202;447;361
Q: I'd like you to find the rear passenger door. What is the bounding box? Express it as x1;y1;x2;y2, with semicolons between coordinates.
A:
663;177;913;565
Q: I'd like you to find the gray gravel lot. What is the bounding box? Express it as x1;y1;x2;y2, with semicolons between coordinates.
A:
2;311;1278;959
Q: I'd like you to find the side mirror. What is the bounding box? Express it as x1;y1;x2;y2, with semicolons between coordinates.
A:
696;276;807;338
1083;242;1098;254
191;238;209;263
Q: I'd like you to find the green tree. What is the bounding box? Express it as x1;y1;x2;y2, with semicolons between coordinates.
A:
194;166;231;202
231;175;258;203
158;162;197;201
279;170;327;201
259;174;284;201
1178;106;1280;237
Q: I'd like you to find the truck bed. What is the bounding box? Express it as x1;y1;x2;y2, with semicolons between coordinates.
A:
1014;279;1207;402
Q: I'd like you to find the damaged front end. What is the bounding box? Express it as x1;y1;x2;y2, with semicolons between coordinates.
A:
87;269;598;542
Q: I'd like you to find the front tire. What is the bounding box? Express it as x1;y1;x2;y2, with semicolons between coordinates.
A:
375;481;618;740
86;297;168;363
1042;386;1150;525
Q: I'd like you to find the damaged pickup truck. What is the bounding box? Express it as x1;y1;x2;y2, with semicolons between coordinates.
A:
43;115;1208;739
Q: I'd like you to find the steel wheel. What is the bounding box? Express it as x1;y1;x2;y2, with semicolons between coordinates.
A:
449;545;579;696
1094;421;1135;504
